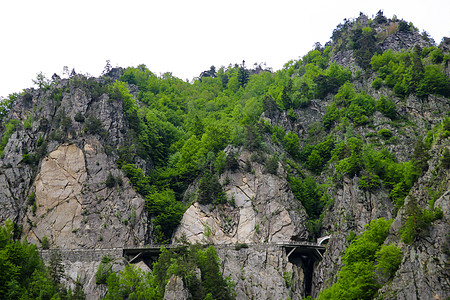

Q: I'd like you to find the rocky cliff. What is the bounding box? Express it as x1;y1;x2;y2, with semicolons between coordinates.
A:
0;77;148;297
173;149;310;299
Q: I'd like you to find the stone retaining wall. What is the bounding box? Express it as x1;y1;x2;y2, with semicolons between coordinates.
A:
40;248;123;263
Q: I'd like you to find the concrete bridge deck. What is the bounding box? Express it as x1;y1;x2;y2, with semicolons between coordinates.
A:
40;241;327;264
122;242;326;263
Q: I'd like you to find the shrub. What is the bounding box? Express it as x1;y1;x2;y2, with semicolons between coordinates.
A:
283;271;293;288
398;20;410;32
376;96;396;119
375;244;402;279
27;192;36;206
74;111;85;122
317;218;397;300
372;78;383;90
32;201;37;216
400;196;442;244
22;152;39;165
95;261;112;285
105;172;116;188
234;243;249;250
323;103;339;129
442;117;450;139
0;119;19;157
378;128;393;139
198;171;227;205
265;154;278;175
307;149;323;173
41;236;50;249
441;148;450;169
244;159;252;173
283;131;300;158
24;118;33;130
84;116;105;136
430;48;444;64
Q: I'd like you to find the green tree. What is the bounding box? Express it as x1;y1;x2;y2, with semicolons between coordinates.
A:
416;65;450;99
192;115;204;137
307;149;323;173
400;196;441;244
351;27;379;69
32;72;51;89
265;154;279;175
375;244;402;278
150;245;235;300
49;250;65;287
317;218;397;300
441;148;450;169
84;116;105;135
237;64;249;88
146;189;185;242
103;265;161;300
376;96;397;119
283;131;300;158
413;139;429;174
281;79;293;109
0;220;64;299
0;94;17;123
197;171;226;205
289;176;325;219
41;235;50;249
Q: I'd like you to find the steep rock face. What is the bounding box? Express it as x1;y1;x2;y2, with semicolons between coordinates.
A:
217;245;305;300
375;134;450;299
28;144;85;247
262;101;327;145
379;215;450;300
379;30;432;52
312;176;394;295
329;14;433;71
0;129;36;223
173;149;310;299
0;75;148;297
164;275;191;300
23;142;147;249
311;95;450;297
174;149;308;244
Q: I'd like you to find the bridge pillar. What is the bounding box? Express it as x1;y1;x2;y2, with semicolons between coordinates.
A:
283;244;326;297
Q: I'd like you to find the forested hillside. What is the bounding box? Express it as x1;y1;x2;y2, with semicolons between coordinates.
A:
0;11;449;299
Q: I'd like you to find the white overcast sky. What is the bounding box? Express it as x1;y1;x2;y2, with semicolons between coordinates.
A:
0;0;449;98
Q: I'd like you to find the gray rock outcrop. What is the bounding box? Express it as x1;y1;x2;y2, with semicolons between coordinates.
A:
173;149;311;299
0;75;148;297
164;275;191;300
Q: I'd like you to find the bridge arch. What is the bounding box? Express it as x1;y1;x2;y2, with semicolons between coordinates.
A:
317;235;331;246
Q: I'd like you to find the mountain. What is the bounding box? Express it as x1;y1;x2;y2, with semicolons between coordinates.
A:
0;11;449;299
